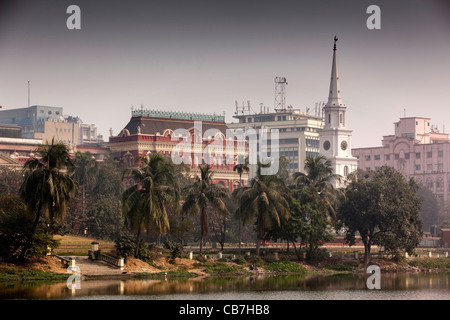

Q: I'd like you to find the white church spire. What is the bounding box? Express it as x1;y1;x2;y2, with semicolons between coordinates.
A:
326;36;344;107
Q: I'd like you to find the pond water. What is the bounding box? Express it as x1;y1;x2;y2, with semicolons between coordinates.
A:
0;272;449;300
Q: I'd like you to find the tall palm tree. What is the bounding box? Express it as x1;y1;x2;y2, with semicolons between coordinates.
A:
233;155;249;252
293;156;341;259
122;153;178;256
293;155;341;222
236;163;290;256
182;165;229;254
72;151;98;228
19;139;78;259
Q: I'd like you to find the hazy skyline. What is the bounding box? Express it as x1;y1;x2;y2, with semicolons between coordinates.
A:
0;0;449;148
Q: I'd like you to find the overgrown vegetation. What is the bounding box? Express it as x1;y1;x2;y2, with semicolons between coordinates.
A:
324;263;354;272
0;268;68;281
408;258;450;271
264;261;307;273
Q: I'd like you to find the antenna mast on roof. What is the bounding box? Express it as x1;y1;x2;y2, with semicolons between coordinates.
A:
274;76;287;112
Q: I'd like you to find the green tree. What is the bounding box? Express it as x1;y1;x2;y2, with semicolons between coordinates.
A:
20;140;78;257
19;139;78;259
338;167;423;264
122;153;178;256
0;194;60;261
292;156;340;259
182;165;229;254
86;195;123;240
70;151;99;233
236;163;290;256
416;184;439;232
233;155;249;252
293;156;341;223
0;166;24;195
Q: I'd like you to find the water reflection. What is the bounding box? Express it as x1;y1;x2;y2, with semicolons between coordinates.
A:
1;273;449;300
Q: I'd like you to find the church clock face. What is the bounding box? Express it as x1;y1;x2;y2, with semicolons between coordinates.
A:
323;140;330;151
341;140;348;151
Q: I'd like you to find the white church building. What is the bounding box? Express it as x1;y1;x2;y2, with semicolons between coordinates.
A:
319;36;358;187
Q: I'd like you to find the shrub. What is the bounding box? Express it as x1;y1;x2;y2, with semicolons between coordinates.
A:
0;195;60;261
114;235;136;261
325;264;353;272
264;261;307;273
246;255;263;266
163;239;183;262
232;256;247;265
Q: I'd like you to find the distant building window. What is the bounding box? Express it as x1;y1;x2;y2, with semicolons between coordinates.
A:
405;153;410;159
416;152;421;159
385;154;390;161
365;155;371;161
375;167;380;171
48;111;52;115
328;114;331;124
438;163;444;171
415;165;421;171
429;182;434;188
395;154;399;160
427;152;433;158
427;164;433;171
365;167;371;171
374;155;380;160
344;166;349;176
438;151;443;157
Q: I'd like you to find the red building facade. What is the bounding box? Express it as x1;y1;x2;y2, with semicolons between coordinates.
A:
108;109;248;191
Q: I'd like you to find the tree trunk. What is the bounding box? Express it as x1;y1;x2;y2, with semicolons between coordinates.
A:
362;235;371;265
21;203;42;261
199;228;204;254
292;241;301;261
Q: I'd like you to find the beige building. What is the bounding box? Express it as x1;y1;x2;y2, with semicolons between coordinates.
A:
34;121;80;146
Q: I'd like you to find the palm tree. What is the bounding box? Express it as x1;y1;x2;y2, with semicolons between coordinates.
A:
236;163;290;256
233;155;249;252
182;165;229;254
293;156;341;259
293;155;341;222
72;151;98;229
122;153;178;256
19;139;78;259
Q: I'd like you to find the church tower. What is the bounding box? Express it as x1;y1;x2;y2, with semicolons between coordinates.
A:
319;36;358;187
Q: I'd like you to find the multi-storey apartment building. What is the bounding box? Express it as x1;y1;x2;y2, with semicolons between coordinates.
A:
352;117;450;202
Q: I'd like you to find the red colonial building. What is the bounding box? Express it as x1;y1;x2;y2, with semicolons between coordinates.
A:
108;108;248;191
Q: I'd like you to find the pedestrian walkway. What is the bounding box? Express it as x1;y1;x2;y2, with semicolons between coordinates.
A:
64;256;126;277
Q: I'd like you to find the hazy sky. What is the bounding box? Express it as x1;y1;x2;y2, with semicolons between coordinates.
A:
0;0;449;148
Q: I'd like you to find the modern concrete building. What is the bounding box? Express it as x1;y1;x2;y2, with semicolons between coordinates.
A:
0;105;103;146
227;107;324;177
352;116;450;202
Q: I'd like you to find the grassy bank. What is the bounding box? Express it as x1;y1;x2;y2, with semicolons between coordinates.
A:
0;267;68;281
135;270;200;279
408;258;450;272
